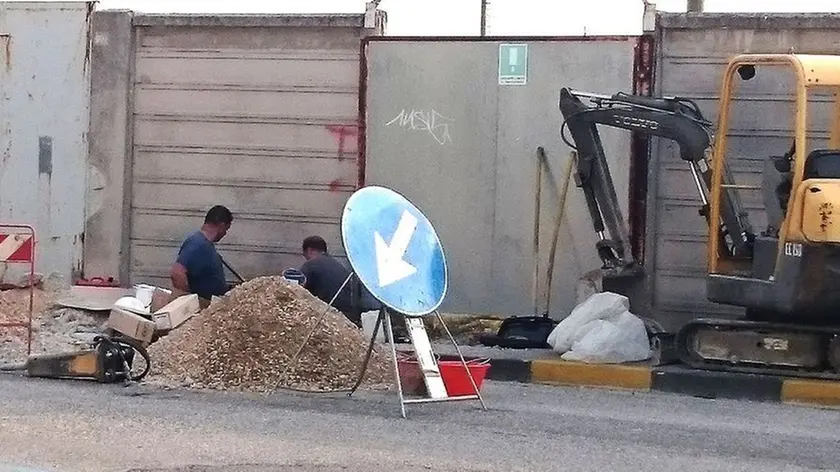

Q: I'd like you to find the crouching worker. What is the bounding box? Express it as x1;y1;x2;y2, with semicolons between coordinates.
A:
170;205;234;308
298;235;409;342
298;235;364;327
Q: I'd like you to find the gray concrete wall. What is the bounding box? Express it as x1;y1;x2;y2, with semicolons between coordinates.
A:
0;1;93;283
364;38;637;318
84;9;134;284
83;10;385;287
648;13;840;331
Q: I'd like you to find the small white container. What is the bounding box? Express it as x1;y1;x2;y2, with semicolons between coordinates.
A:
133;284;156;309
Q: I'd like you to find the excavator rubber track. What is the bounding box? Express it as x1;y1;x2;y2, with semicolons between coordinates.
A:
675;318;840;380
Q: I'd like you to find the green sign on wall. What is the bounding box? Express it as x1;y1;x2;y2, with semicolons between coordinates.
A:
498;44;528;85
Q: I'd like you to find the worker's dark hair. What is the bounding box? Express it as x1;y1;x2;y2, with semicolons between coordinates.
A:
204;205;233;225
302;235;328;254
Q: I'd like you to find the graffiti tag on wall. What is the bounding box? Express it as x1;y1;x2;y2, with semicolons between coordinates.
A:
385;109;453;145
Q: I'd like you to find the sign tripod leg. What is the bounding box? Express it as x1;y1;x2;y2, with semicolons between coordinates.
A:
273;272;354;390
434;310;488;411
348;305;384;397
383;305;408;419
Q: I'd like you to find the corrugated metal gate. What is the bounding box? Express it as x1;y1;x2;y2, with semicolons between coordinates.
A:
126;18;372;287
363;37;640;318
648;13;840;331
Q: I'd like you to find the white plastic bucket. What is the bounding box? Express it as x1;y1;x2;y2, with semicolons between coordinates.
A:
133;284;156;308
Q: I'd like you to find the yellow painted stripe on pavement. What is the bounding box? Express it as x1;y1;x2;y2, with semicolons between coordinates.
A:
530;359;652;391
781;379;840;406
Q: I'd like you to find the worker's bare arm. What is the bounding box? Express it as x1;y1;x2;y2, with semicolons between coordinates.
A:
170;262;190;295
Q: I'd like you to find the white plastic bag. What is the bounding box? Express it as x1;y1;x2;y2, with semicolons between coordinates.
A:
561;311;651;364
547;291;630;352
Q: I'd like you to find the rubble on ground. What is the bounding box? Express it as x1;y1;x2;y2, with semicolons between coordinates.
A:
424;314;504;345
147;276;393;393
0;287;108;365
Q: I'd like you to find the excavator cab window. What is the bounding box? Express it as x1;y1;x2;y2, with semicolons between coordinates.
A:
804;149;840;179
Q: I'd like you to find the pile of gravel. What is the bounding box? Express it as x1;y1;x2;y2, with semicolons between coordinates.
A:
147;276;392;393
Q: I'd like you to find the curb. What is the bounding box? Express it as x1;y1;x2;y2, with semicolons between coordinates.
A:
651;366;782;402
531;359;651;391
781;379;840;407
439;354;840;407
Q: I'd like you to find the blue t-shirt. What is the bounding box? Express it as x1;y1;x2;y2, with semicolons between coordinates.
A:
176;230;227;300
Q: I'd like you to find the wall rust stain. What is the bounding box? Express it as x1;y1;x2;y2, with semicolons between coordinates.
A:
83;2;94;73
1;34;10;72
328;178;343;192
325;124;358;161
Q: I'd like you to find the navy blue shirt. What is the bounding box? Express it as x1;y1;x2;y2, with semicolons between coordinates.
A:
300;254;355;314
176;230;227;300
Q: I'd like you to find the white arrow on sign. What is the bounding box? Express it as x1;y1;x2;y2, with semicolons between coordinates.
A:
374;210;418;287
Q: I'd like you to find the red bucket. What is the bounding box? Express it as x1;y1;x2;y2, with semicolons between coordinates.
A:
439;358;490;397
397;354;490;397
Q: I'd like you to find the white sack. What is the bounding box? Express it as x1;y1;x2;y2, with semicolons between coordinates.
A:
546;291;630;352
560;311;651;364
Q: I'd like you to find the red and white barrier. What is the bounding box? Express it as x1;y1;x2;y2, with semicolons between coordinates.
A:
0;225;36;355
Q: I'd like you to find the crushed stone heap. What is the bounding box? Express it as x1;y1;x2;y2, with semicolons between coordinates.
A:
148;276;393;393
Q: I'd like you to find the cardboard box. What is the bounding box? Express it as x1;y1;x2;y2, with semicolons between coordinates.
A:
106;307;155;344
149;287;176;313
153;293;200;331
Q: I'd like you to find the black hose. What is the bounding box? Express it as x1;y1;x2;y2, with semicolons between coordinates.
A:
118;337;151;382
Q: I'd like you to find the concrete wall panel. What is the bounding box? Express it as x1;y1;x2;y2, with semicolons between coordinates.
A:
85;11;384;287
126;18;376;287
0;1;93;283
365;38;637;318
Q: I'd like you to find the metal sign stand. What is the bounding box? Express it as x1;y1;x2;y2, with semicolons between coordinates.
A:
280;271;488;419
284;185;489;418
348;303;487;419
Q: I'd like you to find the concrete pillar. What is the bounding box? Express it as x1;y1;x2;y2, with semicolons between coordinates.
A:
687;0;704;12
83;10;134;285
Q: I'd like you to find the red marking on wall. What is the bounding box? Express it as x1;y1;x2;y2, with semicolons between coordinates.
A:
325;124;358;160
328;179;343;192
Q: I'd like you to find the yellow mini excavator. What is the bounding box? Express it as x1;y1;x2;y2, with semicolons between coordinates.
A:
559;53;840;378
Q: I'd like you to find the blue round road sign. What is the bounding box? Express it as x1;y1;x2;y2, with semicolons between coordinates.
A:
341;186;448;317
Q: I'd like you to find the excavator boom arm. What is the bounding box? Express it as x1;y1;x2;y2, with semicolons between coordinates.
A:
558;87;755;271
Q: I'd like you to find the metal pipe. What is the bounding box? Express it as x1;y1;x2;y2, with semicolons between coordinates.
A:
533;147;544;316
403;395;480;404
384;306;407;418
480;0;488;36
220;257;245;283
689;161;709;206
435;310;487;411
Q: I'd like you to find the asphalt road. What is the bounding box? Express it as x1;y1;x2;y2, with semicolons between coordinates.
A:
1;375;839;472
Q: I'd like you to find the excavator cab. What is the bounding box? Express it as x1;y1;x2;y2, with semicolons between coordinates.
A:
707;54;840;320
